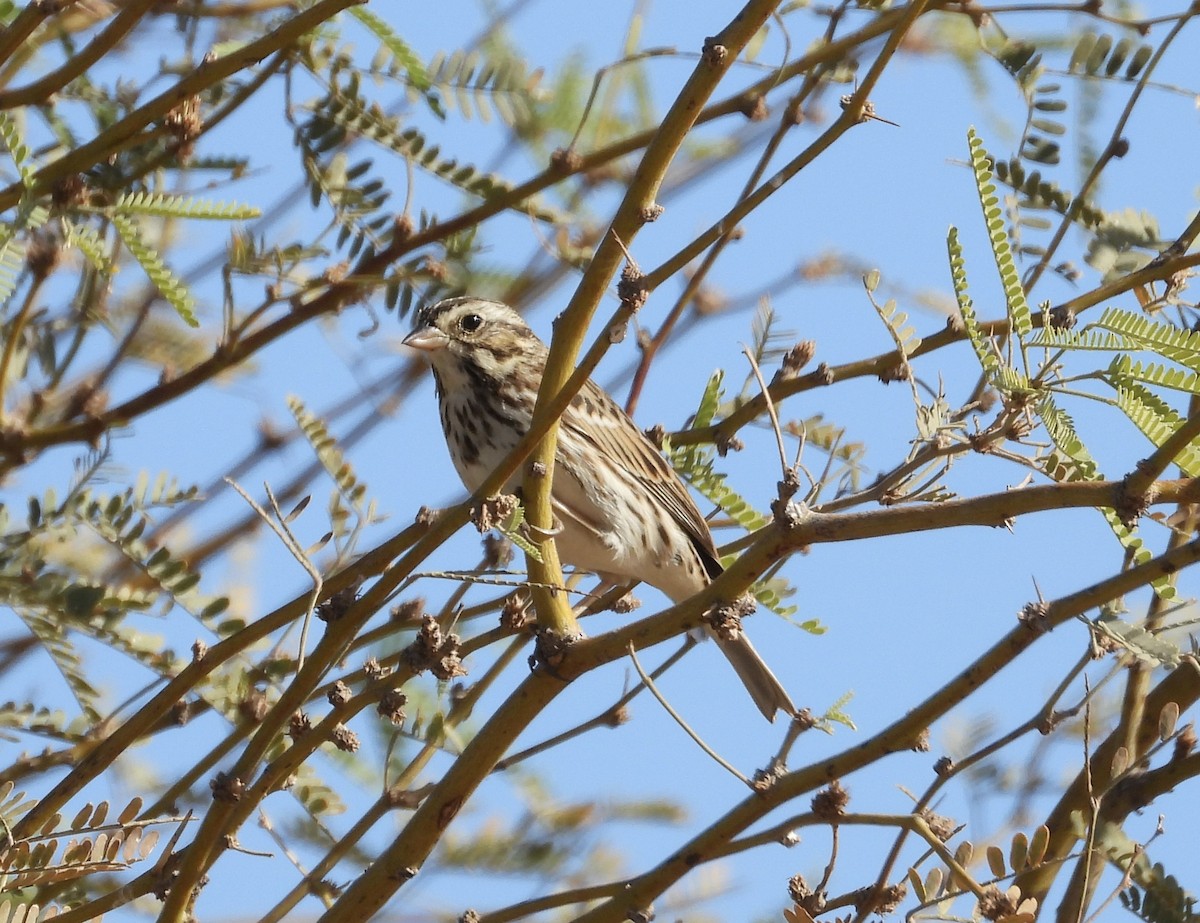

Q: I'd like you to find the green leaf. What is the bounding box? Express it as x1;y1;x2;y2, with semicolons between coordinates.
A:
1094;612;1181;667
498;502;543;563
1036;394;1098;481
946;226;1000;382
669;435;770;535
1112;382;1200;477
692;370;725;429
1025;327;1138;351
823;690;856;732
62;220;113;273
968;128;1032;337
993;157;1107;230
1035;394;1163;594
0;111;33;185
1108;355;1200;398
115;192;261;221
288;396;361;500
1097;307;1200;374
63;584;106;618
0;204;47;306
350;6;441;113
112;214;197;326
306;92;561;222
0;220;26;307
424;48;543;126
873;295;923;358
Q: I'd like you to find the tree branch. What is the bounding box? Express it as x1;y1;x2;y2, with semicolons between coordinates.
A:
0;0;158;109
569;543;1200;922
517;0;785;637
0;0;364;211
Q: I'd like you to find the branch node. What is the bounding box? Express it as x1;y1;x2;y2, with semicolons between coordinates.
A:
854;881;908;916
316;584;359;623
1017;601;1051;634
643;423;666;449
529;625;580;673
393;213;414;242
331;723;360;752
610;591;641;614
289;711;312;740
483;532;514;568
391;597;425;624
51;171;87;210
404;615;468;680
377;689;408;725
705;593;756;641
414;505;442;527
549;146;582;173
1118;463;1157;526
922;808;957;841
701;36;727;66
471;493;520;533
739;94;768;121
1172;722;1197;761
327;680;351;706
1047;304;1076;329
752;758;786;793
617;261;648;312
500;593;533;632
789;874;826;914
840;94;900;127
772;340;817;384
715;431;743;457
810;779;849;820
977;884;1021;921
210;771;244;803
771;496;809;531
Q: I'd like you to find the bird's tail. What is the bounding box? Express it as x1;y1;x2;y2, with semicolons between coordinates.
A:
713;632;796;722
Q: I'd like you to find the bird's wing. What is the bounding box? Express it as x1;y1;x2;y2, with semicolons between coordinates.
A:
559;379;723;577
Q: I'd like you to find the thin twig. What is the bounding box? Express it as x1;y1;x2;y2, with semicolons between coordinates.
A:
0;275;44;420
1073;676;1101;923
225;479;323;672
1122;408;1200;500
4;7;930;465
624;1;844;414
567;47;680;153
816;824;840;893
496;636;696;771
0;0;364;208
0;0;72;68
1022;10;1193;292
668;250;1200;450
742;342;790;478
627;642;750;786
476;882;630;923
0;0;158;109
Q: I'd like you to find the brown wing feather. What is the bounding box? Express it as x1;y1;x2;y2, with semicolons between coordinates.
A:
561;378;723;576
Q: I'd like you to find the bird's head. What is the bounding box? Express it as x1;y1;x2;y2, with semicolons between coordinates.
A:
404;297;542;383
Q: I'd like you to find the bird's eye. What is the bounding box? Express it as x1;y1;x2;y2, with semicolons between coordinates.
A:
459;313;483;333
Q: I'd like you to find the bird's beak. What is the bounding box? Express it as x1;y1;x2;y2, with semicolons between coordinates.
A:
402;325;448;352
